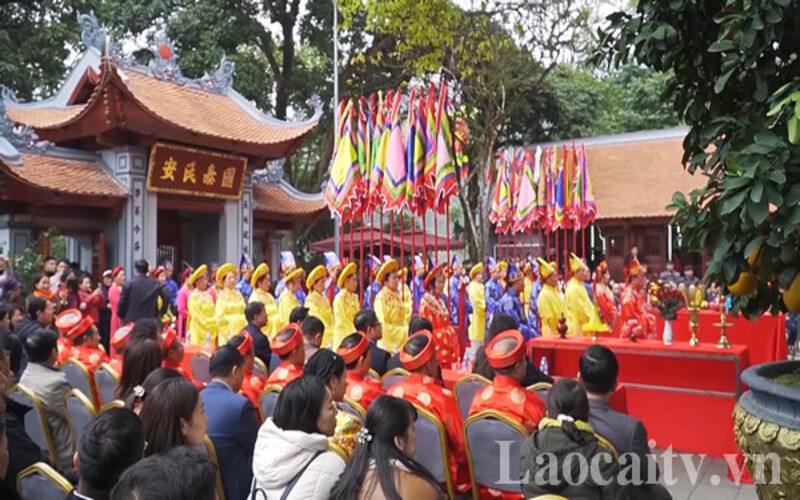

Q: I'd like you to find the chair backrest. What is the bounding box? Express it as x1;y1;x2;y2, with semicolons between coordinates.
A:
253;357;268;378
529;495;570;500
190;352;211;384
100;400;125;412
61;359;94;403
381;368;410;390
258;386;282;422
16;462;72;500
412;404;455;499
269;353;281;372
65;388;97;447
9;385;58;463
464;410;529;496
454;374;490;420
339;397;366;424
367;369;380;381
94;363;120;408
202;435;227;500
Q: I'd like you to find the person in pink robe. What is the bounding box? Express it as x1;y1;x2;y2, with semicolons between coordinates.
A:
108;266;125;355
177;267;193;341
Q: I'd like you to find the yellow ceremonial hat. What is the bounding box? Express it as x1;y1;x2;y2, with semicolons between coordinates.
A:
537;258;557;280
376;258;399;285
187;264;208;287
338;262;357;289
469;262;484;280
569;253;587;274
251;263;270;288
306;265;328;290
216;262;236;288
498;260;508;271
284;267;305;284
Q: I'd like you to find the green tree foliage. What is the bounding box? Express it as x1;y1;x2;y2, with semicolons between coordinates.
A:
545;64;680;140
595;0;800;317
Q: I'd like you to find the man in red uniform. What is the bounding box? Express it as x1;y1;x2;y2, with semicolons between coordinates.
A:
469;329;545;433
337;332;384;411
67;315;109;408
107;323;133;376
620;262;656;339
227;333;265;409
389;330;470;494
54;309;82;365
161;326;203;390
266;324;305;388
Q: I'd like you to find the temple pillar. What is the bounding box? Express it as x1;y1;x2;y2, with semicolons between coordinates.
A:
217;173;253;264
102;147;157;271
0;215;33;256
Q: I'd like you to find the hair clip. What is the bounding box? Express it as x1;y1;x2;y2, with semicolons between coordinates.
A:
356;427;372;444
133;385;145;398
556;414;575;424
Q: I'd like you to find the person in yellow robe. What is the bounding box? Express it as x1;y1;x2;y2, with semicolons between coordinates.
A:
187;265;218;347
249;262;278;338
565;253;609;336
373;258;406;353
536;258;568;337
214;262;247;345
277;267;304;328
467;262;486;357
523;263;534;317
398;267;412;325
333;262;359;348
305;264;335;348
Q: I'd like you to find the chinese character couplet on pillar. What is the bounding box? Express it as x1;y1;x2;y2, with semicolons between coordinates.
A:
146;142;248;200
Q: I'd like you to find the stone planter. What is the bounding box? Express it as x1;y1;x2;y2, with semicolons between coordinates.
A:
734;360;800;498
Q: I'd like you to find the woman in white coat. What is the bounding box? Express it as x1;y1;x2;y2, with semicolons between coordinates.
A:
251;375;345;499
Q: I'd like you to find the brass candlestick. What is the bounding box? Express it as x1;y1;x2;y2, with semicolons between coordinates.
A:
688;307;701;347
714;301;733;349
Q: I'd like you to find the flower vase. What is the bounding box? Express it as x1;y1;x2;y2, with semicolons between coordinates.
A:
663;319;674;346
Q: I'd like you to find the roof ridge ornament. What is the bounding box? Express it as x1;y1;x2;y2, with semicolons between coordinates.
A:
295;95;323;123
0;86;52;155
149;33;186;86
78;11;106;52
252;160;286;185
199;56;236;94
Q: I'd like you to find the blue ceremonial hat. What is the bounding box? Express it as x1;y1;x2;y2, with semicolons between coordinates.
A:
280;251;296;272
508;263;523;282
487;256;497;271
451;255;461;268
239;252;253;271
323;252;340;268
368;255;381;271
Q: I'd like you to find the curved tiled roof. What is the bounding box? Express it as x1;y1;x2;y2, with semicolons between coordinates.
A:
6;105;86;128
1;153;126;198
252;183;325;216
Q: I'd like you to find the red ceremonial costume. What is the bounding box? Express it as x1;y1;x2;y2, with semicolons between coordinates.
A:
55;309;84;365
108;323;133;376
266;324;304;389
390;331;469;493
418;265;460;367
235;333;266;409
620;264;656;339
57;309;108;406
162;327;203;390
593;262;619;334
337;333;385;410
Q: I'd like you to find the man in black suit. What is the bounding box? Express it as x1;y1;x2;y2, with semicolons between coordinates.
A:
65;408;144;500
241;302;272;369
354;309;390;376
580;345;671;500
117;260;167;324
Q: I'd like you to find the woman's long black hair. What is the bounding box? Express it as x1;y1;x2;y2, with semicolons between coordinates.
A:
117;338;163;401
330;395;442;500
546;378;591;445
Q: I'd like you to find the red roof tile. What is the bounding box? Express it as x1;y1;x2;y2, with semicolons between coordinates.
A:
1;153;126;198
252;183;325;216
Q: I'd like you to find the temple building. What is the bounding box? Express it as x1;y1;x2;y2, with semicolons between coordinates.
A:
0;14;325;276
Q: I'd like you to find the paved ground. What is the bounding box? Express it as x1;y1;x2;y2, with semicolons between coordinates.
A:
658;453;758;499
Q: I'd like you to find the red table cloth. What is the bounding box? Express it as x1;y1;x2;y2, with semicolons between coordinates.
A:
529;336;749;457
655;309;786;365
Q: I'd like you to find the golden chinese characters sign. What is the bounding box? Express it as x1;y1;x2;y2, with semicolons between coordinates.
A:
147;142;247;200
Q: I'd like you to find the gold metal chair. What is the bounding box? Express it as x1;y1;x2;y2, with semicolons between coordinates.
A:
16;462;72;500
380;367;410;390
203;435;227;500
100;400;126;412
412;404;456;499
64;388;97;446
464;409;529;500
9;385;59;464
340;396;367;423
61;358;95;406
526;382;553;392
257;385;282;422
453;373;491;420
94;362;120;408
253;357;268;379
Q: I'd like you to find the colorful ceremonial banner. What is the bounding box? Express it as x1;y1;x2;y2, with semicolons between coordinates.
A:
382;91;406;211
434;81;457;214
514;148;537;232
325;101;361;219
147;142;247;200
